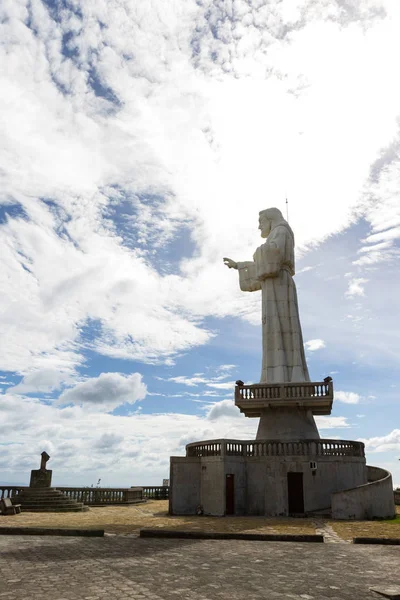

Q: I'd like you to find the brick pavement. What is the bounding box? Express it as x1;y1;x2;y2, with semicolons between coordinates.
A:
0;534;399;600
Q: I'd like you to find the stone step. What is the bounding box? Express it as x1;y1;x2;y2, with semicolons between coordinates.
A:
17;499;80;506
15;493;66;499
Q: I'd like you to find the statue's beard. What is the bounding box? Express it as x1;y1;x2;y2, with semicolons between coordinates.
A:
260;227;270;238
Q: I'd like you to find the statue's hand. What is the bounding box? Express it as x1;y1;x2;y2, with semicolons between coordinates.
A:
223;257;238;270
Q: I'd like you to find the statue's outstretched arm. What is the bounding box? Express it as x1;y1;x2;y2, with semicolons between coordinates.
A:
223;257;238;270
223;257;260;292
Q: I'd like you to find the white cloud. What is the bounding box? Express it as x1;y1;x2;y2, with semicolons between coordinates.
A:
162;375;209;387
94;433;124;450
304;339;326;352
297;266;315;274
57;372;147;412
207;400;243;421
1;0;400;380
0;393;258;485
8;368;74;394
159;368;234;389
358;429;400;453
206;381;235;390
315;416;350;429
216;364;236;372
345;278;369;298
335;390;362;404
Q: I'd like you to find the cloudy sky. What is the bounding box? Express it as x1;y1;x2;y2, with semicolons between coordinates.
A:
0;0;399;488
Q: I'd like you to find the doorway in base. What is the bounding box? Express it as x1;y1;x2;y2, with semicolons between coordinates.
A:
225;474;235;515
287;472;304;514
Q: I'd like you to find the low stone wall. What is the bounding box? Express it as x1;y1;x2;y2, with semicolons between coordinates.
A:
142;486;169;500
331;465;396;520
394;489;400;505
57;486;144;505
0;486;144;505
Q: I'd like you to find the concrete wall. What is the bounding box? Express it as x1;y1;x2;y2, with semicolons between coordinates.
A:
200;458;225;516
331;465;396;520
246;460;267;515
302;457;367;513
259;455;366;516
169;457;200;515
170;451;368;516
224;458;247;515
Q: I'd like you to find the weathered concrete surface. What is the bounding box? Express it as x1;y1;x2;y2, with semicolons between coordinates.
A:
332;466;395;520
257;407;320;440
170;453;367;516
0;534;399;599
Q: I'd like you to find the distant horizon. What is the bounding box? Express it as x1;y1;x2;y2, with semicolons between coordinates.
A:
0;480;165;488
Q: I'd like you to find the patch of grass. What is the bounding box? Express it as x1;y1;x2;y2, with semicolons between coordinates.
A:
380;515;400;524
1;500;315;535
330;515;400;541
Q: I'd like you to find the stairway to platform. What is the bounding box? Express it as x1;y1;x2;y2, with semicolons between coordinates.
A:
13;488;88;512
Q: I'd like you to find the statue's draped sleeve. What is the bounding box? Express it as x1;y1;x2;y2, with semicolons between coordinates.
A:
236;225;294;292
236;261;261;292
254;244;281;280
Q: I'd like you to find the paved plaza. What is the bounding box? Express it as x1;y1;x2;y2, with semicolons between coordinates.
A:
0;534;399;600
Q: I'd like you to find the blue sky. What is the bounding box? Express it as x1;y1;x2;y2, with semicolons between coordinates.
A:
0;0;399;487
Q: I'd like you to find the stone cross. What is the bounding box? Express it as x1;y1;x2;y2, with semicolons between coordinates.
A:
40;451;50;471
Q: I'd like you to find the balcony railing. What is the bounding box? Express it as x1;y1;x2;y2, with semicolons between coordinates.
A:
234;381;334;416
235;381;333;402
186;438;365;458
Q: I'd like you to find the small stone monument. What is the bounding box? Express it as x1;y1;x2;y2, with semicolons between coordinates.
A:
16;452;87;512
29;451;52;488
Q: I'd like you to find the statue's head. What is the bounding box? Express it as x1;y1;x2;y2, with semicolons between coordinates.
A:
258;207;284;238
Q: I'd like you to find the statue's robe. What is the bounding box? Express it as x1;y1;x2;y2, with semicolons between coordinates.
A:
237;222;310;384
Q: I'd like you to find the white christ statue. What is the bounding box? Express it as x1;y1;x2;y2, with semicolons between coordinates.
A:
223;207;310;384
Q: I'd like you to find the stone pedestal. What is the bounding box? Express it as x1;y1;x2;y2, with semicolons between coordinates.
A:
169;378;395;519
256;408;319;440
29;469;52;488
169;438;368;517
